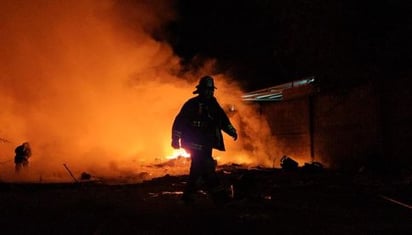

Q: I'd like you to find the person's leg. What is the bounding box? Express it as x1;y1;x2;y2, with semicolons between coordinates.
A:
182;150;203;203
182;169;199;202
22;159;29;168
15;163;22;172
202;155;230;205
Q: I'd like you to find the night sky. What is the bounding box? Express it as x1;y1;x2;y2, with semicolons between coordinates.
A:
157;0;411;91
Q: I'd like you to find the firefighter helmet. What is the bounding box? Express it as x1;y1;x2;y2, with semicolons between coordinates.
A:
193;75;217;94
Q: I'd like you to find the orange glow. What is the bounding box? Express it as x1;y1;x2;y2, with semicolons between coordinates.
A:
0;0;278;183
166;149;191;160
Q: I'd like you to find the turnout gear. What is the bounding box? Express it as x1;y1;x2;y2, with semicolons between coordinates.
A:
14;142;32;172
172;96;237;151
171;75;237;205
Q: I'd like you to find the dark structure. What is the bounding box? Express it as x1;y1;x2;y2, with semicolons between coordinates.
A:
243;76;412;174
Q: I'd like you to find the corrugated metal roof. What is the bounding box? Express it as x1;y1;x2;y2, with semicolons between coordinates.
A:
242;76;316;102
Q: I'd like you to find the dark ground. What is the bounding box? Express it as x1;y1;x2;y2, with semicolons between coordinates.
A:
1;165;411;235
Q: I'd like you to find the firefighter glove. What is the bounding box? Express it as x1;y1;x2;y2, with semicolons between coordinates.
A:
232;131;238;141
171;138;180;149
227;124;238;141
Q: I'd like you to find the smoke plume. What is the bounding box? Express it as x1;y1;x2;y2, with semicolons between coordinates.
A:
0;0;275;183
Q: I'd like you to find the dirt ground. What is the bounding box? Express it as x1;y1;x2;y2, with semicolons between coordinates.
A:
1;166;411;235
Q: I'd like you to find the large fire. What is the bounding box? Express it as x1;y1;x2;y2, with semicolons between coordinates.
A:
0;0;277;183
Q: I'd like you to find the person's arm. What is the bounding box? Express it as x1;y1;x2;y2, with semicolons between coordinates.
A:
215;100;238;140
171;101;191;149
172;114;183;149
26;148;32;158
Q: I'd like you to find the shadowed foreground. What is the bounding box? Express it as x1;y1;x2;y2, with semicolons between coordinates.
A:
1;166;411;234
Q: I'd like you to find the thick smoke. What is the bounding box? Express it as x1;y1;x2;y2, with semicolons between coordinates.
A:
0;0;275;183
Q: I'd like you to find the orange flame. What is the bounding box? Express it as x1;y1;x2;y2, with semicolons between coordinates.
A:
0;0;278;183
166;148;191;160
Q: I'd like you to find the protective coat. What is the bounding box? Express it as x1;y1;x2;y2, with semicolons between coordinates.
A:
172;96;236;152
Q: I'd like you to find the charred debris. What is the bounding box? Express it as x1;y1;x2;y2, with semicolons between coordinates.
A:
1;155;411;204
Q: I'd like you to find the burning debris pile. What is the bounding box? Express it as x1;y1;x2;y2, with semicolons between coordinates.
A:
0;0;277;183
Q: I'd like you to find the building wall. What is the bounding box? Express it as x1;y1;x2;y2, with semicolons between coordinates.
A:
259;79;411;171
313;83;382;169
379;77;412;168
261;98;312;165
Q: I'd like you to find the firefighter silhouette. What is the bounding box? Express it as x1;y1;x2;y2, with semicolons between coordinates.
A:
14;142;32;172
171;75;238;205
